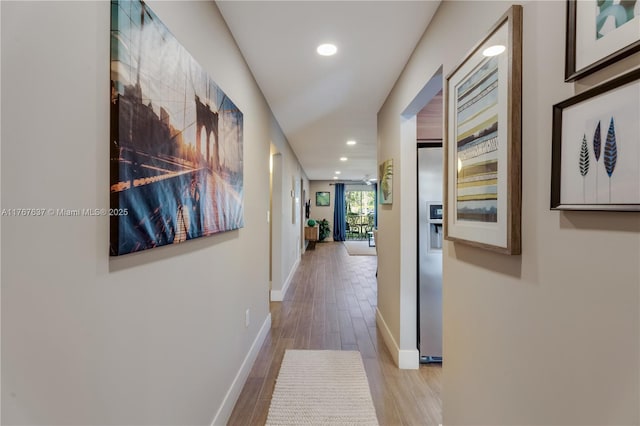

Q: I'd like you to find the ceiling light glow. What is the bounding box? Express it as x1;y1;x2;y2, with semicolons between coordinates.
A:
333;176;338;179
335;171;341;175
346;140;356;145
482;45;506;57
317;43;337;56
340;157;348;161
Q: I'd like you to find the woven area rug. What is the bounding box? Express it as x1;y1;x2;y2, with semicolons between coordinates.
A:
266;350;379;425
343;241;376;256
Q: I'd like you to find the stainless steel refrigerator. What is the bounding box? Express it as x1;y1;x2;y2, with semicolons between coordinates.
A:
418;145;443;362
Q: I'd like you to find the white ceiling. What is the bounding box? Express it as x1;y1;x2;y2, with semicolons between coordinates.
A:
217;0;441;181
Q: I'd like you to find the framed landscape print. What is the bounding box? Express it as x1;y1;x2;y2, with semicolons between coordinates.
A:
551;68;640;211
316;191;330;206
110;0;244;256
566;0;640;81
444;5;522;255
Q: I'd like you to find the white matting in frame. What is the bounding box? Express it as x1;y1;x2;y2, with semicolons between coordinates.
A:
444;5;522;255
567;0;640;81
552;68;640;211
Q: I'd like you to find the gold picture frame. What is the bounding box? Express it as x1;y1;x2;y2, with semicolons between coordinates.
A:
444;5;522;255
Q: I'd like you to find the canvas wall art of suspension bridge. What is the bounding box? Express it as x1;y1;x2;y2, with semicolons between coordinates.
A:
110;0;244;256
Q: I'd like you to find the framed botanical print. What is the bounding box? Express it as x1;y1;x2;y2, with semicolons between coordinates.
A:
444;5;522;255
551;68;640;211
565;0;640;81
379;159;393;205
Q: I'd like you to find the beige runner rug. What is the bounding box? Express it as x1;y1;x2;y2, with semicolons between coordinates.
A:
266;350;379;425
343;241;377;256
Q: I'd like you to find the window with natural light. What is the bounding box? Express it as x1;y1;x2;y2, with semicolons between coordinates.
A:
345;189;375;240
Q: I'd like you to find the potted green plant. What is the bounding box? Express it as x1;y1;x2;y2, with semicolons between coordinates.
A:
317;218;330;241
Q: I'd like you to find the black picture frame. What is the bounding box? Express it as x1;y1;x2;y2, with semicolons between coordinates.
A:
315;191;330;207
551;68;640;211
565;0;640;82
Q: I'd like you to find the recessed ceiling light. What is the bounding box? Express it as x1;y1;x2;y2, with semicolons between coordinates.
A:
346;140;356;145
340;157;348;161
333;176;338;179
335;171;341;175
317;43;337;56
482;45;506;57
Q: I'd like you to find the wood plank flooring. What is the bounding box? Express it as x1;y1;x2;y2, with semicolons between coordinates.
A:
227;241;442;426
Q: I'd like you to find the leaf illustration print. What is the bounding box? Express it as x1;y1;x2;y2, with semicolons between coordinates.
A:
603;117;618;202
579;134;590;201
593;121;601;161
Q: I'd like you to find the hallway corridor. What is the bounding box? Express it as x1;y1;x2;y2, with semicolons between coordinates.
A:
228;242;442;425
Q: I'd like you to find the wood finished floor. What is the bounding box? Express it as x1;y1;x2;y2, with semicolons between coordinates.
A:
228;241;442;426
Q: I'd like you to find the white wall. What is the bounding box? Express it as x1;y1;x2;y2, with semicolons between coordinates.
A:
378;1;640;424
0;1;298;424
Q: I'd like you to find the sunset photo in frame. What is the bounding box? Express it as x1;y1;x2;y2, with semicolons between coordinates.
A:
110;0;244;256
444;5;522;255
551;68;640;211
565;0;640;81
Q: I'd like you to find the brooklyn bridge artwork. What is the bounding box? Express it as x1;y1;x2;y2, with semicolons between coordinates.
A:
110;0;244;256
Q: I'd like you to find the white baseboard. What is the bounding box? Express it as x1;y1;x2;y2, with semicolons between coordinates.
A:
270;257;300;301
398;348;419;370
375;308;419;370
210;313;272;426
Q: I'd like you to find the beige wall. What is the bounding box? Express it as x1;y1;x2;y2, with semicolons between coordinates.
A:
307;182;375;243
309;181;335;241
378;1;640;424
270;123;308;300
0;1;299;424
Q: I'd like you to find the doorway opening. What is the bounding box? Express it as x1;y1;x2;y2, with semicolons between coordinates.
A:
345;187;376;240
269;149;283;300
416;76;443;364
400;67;444;365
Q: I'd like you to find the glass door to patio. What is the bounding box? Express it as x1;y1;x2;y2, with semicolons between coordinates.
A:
345;189;375;240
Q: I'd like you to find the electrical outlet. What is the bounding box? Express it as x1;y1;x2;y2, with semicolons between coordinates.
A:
245;309;250;328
